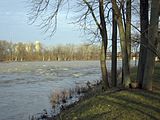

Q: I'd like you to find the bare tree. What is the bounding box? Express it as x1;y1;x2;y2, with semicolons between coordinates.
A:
137;0;149;88
111;0;131;88
111;9;117;87
28;0;66;37
75;0;110;89
126;0;131;65
142;0;160;90
99;0;110;89
28;0;112;90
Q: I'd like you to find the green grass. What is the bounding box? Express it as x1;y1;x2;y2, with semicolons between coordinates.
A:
56;63;160;120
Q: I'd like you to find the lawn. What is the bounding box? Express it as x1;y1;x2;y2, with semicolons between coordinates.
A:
56;63;160;120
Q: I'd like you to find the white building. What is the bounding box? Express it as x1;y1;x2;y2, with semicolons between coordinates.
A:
35;41;41;53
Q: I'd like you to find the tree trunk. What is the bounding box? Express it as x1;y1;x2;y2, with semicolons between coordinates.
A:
100;41;109;90
142;0;160;90
99;0;110;90
126;0;131;63
83;0;110;89
111;0;131;88
111;9;117;87
137;0;149;88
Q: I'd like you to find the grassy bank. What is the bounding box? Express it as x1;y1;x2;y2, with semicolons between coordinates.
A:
56;64;160;120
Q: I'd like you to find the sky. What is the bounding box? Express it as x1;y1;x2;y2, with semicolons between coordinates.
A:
0;0;85;46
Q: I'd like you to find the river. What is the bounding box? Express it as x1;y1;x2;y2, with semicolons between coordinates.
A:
0;61;136;120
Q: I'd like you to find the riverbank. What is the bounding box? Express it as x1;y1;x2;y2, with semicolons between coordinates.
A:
54;63;160;120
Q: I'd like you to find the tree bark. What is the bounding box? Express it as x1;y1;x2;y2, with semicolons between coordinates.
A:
111;9;117;87
143;0;160;90
100;41;109;90
111;0;131;88
99;0;110;90
137;0;149;88
126;0;131;63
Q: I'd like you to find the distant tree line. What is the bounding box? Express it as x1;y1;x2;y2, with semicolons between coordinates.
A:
0;40;140;62
0;40;101;61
